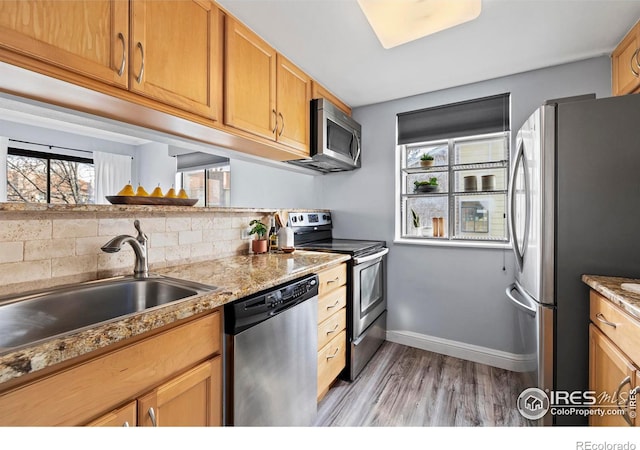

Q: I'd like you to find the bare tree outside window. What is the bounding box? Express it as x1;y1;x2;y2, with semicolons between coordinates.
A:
6;152;95;204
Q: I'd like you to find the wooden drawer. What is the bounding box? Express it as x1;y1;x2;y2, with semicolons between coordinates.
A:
0;312;221;426
318;307;346;350
317;329;346;399
318;263;347;296
590;291;640;365
318;285;347;324
86;400;137;427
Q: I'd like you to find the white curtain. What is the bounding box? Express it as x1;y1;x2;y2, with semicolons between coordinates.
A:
93;151;132;204
0;137;7;202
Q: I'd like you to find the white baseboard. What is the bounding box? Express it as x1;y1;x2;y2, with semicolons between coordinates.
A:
386;330;536;373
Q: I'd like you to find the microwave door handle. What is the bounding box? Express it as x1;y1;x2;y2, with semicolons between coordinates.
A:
352;131;361;165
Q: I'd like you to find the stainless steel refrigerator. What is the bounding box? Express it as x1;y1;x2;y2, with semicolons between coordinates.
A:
507;93;640;426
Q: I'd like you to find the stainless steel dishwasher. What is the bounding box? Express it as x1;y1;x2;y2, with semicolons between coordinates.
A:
224;274;318;426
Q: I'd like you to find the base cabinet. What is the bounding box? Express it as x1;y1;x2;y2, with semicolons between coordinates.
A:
589;290;640;427
316;263;347;401
0;312;222;426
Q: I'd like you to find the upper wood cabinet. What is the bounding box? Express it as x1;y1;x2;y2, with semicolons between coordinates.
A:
0;0;129;88
612;19;640;96
224;16;310;155
130;0;223;120
311;81;352;116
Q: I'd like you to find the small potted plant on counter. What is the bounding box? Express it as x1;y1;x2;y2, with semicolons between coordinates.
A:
420;153;434;167
249;219;268;254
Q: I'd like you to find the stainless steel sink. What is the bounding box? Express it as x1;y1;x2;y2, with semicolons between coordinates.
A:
0;276;217;352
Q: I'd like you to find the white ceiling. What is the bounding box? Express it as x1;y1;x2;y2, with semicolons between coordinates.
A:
217;0;640;108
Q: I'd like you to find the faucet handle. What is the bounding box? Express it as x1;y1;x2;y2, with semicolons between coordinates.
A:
134;220;148;244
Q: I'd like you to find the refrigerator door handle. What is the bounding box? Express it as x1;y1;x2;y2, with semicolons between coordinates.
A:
506;283;536;317
509;141;531;272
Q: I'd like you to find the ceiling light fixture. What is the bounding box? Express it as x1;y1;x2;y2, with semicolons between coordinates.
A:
357;0;482;49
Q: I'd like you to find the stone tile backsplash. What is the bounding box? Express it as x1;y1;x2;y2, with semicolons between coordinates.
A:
0;208;273;297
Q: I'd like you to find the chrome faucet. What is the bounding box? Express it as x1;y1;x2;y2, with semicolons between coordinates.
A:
101;219;149;279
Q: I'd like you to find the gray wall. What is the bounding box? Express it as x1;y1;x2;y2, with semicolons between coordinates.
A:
230;159;322;209
320;56;612;353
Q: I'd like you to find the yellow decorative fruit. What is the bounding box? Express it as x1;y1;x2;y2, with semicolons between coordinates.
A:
150;185;164;197
165;186;177;198
135;184;149;197
177;188;189;199
117;182;135;196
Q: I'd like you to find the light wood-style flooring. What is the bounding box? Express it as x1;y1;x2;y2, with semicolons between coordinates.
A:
314;341;534;426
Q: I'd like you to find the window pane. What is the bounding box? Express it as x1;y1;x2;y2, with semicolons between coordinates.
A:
6;155;47;203
206;166;230;207
49;159;95;204
403;196;449;238
404;142;448;169
454;136;508;165
182;170;205;207
406;171;448;194
454;167;507;193
453;194;507;240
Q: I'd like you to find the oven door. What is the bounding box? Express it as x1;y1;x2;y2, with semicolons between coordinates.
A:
352;248;388;338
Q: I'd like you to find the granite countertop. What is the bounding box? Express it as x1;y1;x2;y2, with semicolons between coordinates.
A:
582;274;640;320
0;250;350;386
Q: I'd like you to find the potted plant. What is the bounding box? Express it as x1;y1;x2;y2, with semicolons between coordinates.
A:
414;177;439;193
249;219;268;254
420;153;434;167
410;209;421;236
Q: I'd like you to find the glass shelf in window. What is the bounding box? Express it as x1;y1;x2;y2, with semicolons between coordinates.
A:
406;172;448;195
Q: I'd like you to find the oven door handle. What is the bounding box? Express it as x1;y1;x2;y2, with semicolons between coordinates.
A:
353;248;389;265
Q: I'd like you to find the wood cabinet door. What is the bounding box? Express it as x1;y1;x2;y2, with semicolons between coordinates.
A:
130;0;222;120
138;357;222;427
612;23;640;96
275;54;311;154
224;16;277;141
589;325;637;426
0;0;129;88
86;400;137;427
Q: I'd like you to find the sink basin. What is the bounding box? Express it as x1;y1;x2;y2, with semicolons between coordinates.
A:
0;276;217;352
621;283;640;295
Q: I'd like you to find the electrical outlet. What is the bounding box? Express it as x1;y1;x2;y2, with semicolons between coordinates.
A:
241;228;251;240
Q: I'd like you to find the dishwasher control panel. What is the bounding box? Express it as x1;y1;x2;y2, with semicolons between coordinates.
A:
224;274;318;335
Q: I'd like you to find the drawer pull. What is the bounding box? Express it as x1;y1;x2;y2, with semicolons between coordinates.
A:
326;276;340;284
326;323;339;335
596;313;617;329
123;421;130;427
148;407;158;427
326;299;340;310
326;348;339;360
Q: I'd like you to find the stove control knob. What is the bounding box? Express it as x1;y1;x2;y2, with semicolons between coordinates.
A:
291;216;297;223
299;214;304;222
323;214;328;221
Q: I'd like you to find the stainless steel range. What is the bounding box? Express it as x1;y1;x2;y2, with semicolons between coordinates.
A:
289;211;388;381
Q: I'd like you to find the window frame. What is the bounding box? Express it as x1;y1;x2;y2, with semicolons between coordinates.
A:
7;147;94;204
394;131;512;249
175;164;230;207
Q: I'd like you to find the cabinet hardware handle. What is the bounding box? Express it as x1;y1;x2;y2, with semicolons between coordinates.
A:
135;42;145;84
117;32;126;77
631;48;640;77
326;299;340;310
595;313;617;328
326;347;339;360
148;407;158;427
122;421;129;427
613;375;632;425
327;276;340;284
278;112;285;136
272;109;278;133
326;323;339;335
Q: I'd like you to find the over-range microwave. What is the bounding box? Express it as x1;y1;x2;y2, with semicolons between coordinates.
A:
288;98;361;173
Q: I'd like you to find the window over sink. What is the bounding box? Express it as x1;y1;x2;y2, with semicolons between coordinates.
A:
395;93;511;246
